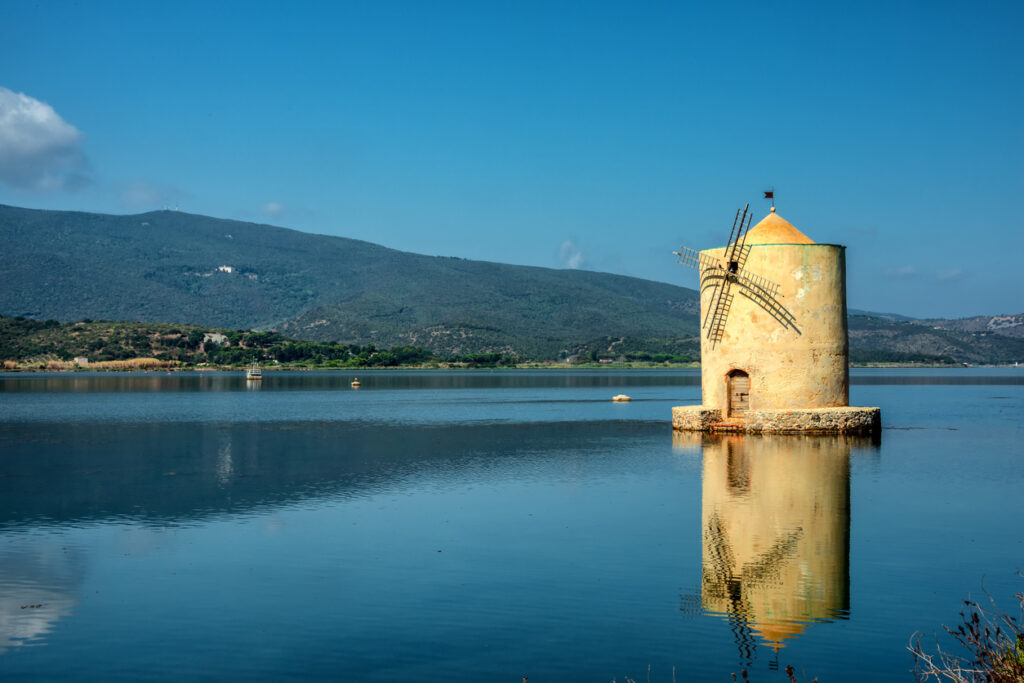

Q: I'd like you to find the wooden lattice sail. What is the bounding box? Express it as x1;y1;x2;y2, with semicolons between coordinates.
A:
674;203;784;348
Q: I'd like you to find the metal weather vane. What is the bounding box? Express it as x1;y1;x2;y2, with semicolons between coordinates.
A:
674;203;790;348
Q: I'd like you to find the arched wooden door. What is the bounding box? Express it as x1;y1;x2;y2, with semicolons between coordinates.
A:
727;369;750;418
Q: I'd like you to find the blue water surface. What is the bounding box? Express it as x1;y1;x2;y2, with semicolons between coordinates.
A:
0;368;1021;681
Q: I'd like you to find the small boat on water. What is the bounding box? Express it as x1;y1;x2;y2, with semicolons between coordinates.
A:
351;377;361;388
246;362;262;381
612;394;631;402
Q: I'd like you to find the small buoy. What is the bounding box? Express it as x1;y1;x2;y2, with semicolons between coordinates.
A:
351;378;361;388
612;394;631;402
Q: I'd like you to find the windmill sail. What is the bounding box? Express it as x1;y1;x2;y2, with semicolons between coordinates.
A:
704;285;735;344
674;202;786;347
675;245;721;273
703;205;752;347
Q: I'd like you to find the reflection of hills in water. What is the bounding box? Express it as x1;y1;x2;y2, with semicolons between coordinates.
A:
0;419;665;529
677;433;876;657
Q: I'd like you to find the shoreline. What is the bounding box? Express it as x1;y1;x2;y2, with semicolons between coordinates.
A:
1;361;1019;373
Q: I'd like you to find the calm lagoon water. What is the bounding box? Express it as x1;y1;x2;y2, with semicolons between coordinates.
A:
0;368;1021;681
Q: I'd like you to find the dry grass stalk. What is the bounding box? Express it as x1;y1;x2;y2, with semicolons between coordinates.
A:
910;578;1024;682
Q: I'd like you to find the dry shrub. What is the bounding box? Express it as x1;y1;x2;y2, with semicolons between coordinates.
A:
88;358;174;370
911;578;1024;682
2;357;177;371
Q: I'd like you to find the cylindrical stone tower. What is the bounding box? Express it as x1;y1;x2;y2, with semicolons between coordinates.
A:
700;209;848;415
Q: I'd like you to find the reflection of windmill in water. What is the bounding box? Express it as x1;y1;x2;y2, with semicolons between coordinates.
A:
689;434;853;660
703;503;804;662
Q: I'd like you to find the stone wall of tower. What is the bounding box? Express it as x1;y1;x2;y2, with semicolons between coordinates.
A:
699;243;849;412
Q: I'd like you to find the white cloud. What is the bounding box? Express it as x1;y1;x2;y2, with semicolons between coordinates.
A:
885;264;919;278
262;201;285;217
936;267;967;282
120;180;183;209
558;239;585;269
0;86;90;191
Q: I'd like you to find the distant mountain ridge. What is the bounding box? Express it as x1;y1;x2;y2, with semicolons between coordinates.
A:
914;313;1024;339
1;204;1022;363
847;308;917;322
847;314;1024;364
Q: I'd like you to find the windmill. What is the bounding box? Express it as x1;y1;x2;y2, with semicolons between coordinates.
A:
673;204;787;348
671;203;880;435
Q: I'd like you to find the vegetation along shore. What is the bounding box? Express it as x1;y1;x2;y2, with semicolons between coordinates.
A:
0;315;696;371
4;315;1021;372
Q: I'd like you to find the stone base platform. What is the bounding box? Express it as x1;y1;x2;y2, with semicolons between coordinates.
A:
672;405;881;435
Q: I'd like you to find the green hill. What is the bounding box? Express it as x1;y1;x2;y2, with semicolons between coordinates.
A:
0;204;700;357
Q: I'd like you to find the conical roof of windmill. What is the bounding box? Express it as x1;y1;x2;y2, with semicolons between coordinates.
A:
739;207;814;245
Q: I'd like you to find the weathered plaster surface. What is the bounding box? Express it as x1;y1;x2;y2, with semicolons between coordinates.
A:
700;243;849;411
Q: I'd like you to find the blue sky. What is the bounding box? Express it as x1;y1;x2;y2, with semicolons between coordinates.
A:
1;0;1021;318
